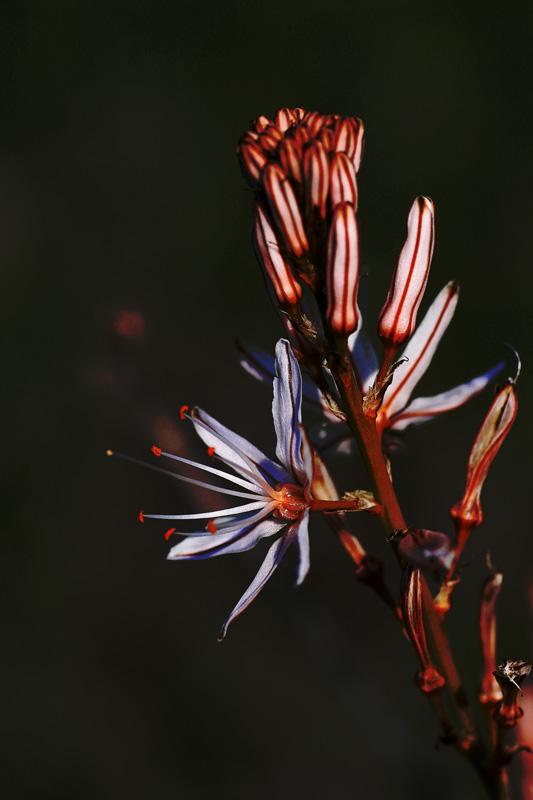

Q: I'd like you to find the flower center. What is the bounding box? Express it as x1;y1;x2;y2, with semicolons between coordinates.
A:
273;483;308;520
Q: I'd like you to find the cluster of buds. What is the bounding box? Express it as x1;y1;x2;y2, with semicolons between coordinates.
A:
238;107;435;360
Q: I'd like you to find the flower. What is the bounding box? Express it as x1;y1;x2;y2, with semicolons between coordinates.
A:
237;281;502;453
144;339;314;639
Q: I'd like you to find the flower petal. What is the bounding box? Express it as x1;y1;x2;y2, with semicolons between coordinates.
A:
389;363;503;432
381;281;459;421
273;339;307;484
349;318;379;394
218;525;299;639
236;339;338;421
144;499;272;522
294;510;310;585
167;513;286;560
192;407;291;488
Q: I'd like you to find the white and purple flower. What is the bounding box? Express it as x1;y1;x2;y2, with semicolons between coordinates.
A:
143;339;314;639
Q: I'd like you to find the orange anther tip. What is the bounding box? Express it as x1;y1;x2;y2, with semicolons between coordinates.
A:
164;528;176;541
207;520;217;534
106;449;113;456
180;405;189;420
207;446;215;457
138;511;144;523
151;446;162;457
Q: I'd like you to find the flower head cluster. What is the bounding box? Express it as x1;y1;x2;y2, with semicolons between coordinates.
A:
142;340;314;639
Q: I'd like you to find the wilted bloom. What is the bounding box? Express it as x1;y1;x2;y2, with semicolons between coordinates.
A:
493;659;532;727
142;339;314;639
378;196;435;352
238;281;501;453
238;107;364;335
450;379;517;539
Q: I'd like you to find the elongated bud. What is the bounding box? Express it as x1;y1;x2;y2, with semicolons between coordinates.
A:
451;381;518;532
278;137;303;184
334;117;365;172
262;163;309;258
237;138;268;186
303;141;330;220
253;200;302;313
330;153;358;210
378;196;435;349
326;202;360;336
275;107;298;132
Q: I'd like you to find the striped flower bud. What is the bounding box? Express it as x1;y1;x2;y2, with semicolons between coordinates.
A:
378;196;435;349
303;141;330;220
326;202;360;335
275;107;298;132
334;117;365;173
262;162;309;258
278;137;303;184
237;138;268;186
253;200;302;314
330;153;358;210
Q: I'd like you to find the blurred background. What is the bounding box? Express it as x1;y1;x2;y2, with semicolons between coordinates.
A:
3;1;533;798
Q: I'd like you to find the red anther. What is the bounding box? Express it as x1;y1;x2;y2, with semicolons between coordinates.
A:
164;528;176;541
207;520;218;534
180;405;189;420
138;510;144;523
207;446;216;457
151;446;162;457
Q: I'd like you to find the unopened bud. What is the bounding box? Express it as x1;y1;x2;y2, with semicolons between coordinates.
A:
334;117;365;173
278;138;303;184
330;153;358;210
326;202;360;336
303;141;330;220
262;163;309;258
275;107;298;132
253;200;302;314
237;138;267;186
378;196;435;349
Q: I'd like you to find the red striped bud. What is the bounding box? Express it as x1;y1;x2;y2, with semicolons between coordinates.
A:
278;137;303;184
326;202;360;335
275;107;298;132
237;139;267;186
303;110;326;136
378;196;435;348
329;153;358;210
334;117;365;172
251;114;272;133
262;163;309;258
253;201;302;313
303;141;330;219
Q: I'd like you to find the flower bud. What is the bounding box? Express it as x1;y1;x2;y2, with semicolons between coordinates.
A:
334;117;365;173
378;196;435;349
275;107;298;131
303;141;330;220
262;163;309;258
330;153;358;210
326;202;360;335
237;138;267;186
253;200;302;314
278;137;303;184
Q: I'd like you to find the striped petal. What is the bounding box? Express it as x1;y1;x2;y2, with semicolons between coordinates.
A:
381;281;459;421
192;407;291;488
273;339;308;485
349;318;379;394
378;196;435;348
389;363;503;432
167;513;286;560
303;141;330;219
326;202;360;335
218;524;300;639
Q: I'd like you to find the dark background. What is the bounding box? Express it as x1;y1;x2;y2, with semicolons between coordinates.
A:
4;1;533;798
